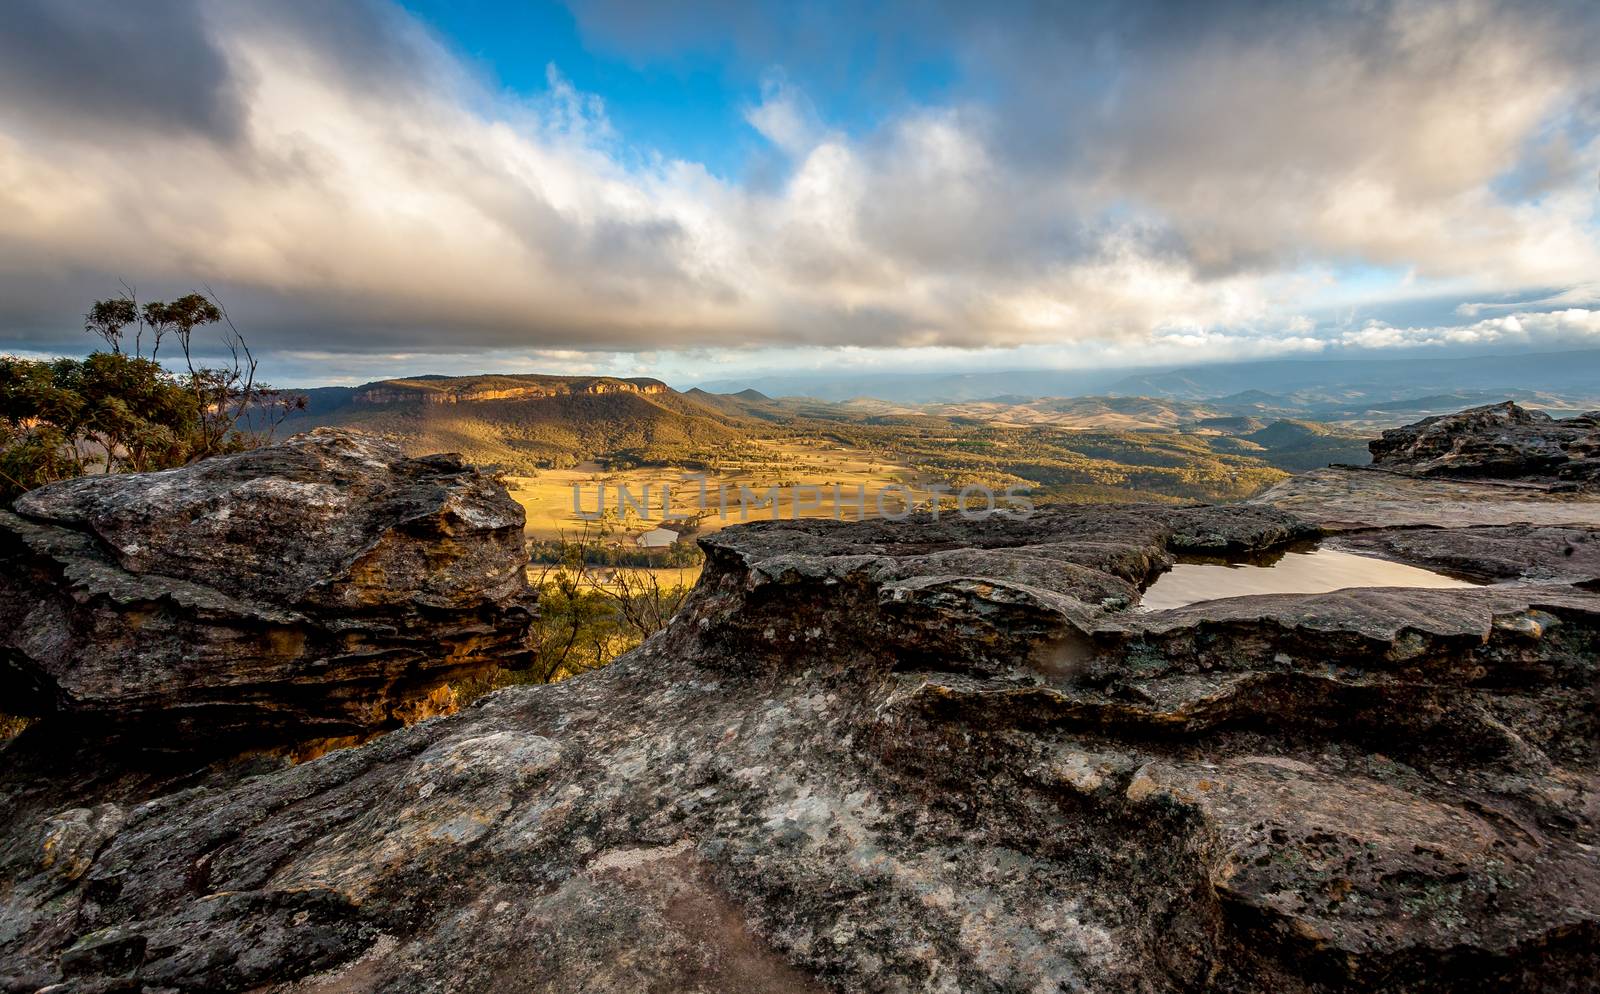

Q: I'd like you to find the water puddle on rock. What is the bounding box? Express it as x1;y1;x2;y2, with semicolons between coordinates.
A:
1138;543;1482;611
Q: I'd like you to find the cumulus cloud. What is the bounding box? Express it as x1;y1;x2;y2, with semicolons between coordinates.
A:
0;0;1596;378
1338;307;1600;351
1041;0;1600;285
744;74;826;156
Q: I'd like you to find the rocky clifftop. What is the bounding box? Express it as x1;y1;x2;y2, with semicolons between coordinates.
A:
1;415;1597;993
0;429;536;743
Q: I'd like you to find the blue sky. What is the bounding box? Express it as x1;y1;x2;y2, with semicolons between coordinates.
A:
0;0;1597;387
396;1;961;181
400;1;755;177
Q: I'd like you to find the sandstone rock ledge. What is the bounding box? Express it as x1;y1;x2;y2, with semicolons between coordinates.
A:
0;429;537;742
1;470;1597;992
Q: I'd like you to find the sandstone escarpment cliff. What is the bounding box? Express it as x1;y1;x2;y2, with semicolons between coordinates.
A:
353;374;671;406
1;416;1598;993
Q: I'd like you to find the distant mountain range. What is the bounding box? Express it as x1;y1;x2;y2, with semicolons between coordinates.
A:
697;367;1137;403
1106;351;1600;405
697;349;1600;413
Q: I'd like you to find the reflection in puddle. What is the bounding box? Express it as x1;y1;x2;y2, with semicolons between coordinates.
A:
1139;545;1482;611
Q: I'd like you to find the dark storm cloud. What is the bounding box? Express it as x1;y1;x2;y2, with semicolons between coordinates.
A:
0;0;466;143
0;0;243;140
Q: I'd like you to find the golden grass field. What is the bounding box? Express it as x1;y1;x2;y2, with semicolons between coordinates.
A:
507;439;938;591
506;438;931;542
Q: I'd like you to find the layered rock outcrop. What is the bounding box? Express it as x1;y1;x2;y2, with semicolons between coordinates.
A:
1369;401;1599;487
1;413;1598;993
0;429;536;742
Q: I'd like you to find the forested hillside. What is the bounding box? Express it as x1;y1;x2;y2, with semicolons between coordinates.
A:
282;374;1372;504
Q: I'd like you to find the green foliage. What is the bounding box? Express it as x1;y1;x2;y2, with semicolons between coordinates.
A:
141;293;222;347
0;352;200;498
456;572;694;704
1239;419;1370;470
0;423;78;496
528;538;705;568
457;533;697;703
84;297;138;351
0;291;300;503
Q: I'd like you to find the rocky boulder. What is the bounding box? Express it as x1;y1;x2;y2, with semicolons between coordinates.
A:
2;494;1597;992
1368;400;1600;487
0;429;536;743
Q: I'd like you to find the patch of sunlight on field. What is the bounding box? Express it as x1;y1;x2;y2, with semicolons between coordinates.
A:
506;438;931;540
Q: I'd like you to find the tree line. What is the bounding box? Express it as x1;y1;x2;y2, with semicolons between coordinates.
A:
0;289;303;501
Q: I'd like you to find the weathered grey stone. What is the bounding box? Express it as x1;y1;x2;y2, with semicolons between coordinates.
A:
1251;466;1600;530
1368;400;1600;487
0;429;536;742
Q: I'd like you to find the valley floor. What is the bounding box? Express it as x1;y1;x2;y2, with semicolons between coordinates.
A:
507;438;934;542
